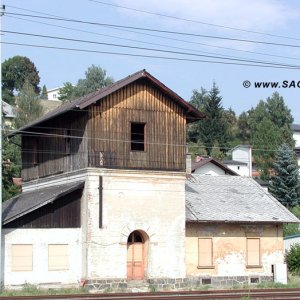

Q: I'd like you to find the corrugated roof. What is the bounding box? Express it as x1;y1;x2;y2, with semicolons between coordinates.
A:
185;175;299;223
9;70;204;137
2;181;84;225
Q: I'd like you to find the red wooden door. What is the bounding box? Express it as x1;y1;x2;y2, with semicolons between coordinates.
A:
127;231;144;280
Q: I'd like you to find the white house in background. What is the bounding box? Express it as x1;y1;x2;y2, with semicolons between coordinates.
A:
224;145;252;176
192;156;238;176
291;124;300;167
284;233;300;253
2;101;16;128
47;87;61;101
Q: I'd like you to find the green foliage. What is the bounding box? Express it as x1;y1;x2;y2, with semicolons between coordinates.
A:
248;93;294;180
2;56;40;104
40;84;48;100
58;82;75;102
286;244;300;275
284;206;300;236
74;65;113;97
269;144;299;208
15;79;43;128
58;65;114;102
188;83;230;155
2;136;21;201
237;111;250;143
0;283;88;296
210;142;226;161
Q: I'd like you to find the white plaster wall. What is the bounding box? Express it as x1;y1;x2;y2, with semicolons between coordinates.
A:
47;88;61;101
2;229;82;287
232;148;249;164
194;163;225;176
85;169;186;279
293;132;300;147
226;164;249;176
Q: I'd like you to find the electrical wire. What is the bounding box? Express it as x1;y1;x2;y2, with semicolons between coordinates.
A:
3;29;300;68
5;11;300;49
88;0;300;41
3;42;299;69
6;13;300;62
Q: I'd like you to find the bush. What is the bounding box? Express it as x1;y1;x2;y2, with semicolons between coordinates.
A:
286;243;300;275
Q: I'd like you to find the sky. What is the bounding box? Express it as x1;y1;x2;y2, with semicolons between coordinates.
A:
2;0;300;123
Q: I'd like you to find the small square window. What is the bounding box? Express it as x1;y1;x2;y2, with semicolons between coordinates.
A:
131;123;145;151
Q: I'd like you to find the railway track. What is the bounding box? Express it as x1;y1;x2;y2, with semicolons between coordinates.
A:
1;288;300;299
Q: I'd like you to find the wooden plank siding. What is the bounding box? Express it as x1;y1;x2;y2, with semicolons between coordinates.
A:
21;111;89;181
21;78;187;181
87;79;186;171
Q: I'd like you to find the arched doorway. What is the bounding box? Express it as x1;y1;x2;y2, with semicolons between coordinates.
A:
127;230;146;280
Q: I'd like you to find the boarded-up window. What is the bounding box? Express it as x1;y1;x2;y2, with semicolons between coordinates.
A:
247;238;260;266
198;238;213;267
12;244;33;272
48;244;69;271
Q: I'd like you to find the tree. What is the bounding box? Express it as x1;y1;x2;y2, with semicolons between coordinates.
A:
73;65;114;98
248;93;294;179
198;83;229;155
2;56;40;104
2;136;21;201
15;80;43;128
40;85;48;100
251;118;281;180
58;82;75;102
237;111;250;143
269;143;299;208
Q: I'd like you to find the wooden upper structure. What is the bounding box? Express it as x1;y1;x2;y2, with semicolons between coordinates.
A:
11;70;204;181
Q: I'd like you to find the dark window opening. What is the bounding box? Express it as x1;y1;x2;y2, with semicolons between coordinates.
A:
202;278;212;285
250;277;259;284
128;231;143;243
131;123;145;151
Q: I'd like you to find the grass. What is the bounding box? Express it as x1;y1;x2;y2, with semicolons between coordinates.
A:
1;276;300;296
0;283;88;297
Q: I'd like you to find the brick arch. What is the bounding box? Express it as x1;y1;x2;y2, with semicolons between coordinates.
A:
120;223;157;244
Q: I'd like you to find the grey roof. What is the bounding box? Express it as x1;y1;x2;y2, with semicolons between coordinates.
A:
2;181;84;225
291;124;300;131
185;175;299;223
223;160;248;166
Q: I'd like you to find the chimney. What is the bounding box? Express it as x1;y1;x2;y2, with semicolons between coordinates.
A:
186;154;192;174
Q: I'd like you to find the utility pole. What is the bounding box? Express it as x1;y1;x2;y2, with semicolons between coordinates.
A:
0;2;5;286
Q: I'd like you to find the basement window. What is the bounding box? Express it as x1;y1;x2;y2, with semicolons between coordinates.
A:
131;123;146;151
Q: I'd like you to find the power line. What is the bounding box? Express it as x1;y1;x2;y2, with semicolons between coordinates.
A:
6;8;300;62
3;30;300;68
3;42;300;70
88;0;300;42
5;11;300;49
10;15;290;64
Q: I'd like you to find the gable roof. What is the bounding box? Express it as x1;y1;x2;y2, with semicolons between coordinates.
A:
192;158;238;175
2;181;84;225
9;70;204;137
185;175;299;223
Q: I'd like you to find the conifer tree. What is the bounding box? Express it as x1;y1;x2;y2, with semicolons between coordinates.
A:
269;143;300;208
